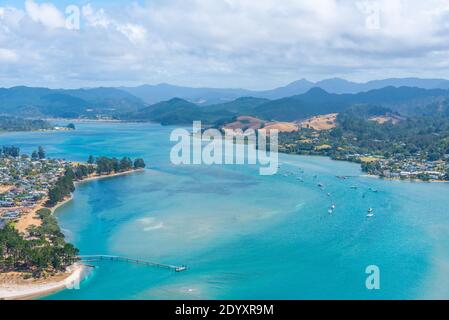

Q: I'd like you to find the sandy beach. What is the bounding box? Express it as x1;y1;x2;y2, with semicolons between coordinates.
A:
13;169;144;234
14;196;74;234
1;168;144;299
76;168;145;184
0;263;91;300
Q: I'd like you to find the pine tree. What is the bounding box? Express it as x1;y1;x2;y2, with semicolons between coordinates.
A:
38;146;46;159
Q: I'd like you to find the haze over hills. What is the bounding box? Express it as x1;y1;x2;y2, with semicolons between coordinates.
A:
120;77;449;105
252;86;449;121
2;79;449;124
0;86;146;118
120;86;449;124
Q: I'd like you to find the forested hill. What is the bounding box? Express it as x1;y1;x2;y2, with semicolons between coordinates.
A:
119;98;235;125
0;116;53;132
120;77;449;104
0;86;146;119
118;86;449;125
2;84;449;125
251;87;449;121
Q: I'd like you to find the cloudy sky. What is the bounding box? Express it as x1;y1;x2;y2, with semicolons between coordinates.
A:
1;0;449;89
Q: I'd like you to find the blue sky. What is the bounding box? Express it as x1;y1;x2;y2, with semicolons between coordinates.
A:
2;0;141;8
1;0;449;89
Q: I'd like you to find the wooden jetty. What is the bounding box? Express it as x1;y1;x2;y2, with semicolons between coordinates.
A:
78;255;188;272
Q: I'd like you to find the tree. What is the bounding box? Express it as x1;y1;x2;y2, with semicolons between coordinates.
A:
112;158;120;172
2;146;20;157
74;165;89;180
96;157;113;174
330;128;343;138
38;146;46;159
47;187;63;206
120;157;133;171
31;150;39;161
133;158;146;169
46;170;75;206
87;155;95;164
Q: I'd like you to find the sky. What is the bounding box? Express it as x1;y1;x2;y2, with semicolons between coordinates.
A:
1;0;449;89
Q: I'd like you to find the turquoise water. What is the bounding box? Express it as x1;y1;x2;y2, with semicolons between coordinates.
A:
1;122;449;299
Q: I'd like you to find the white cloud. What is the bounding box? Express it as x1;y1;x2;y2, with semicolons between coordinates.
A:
82;4;111;28
2;0;449;88
24;0;65;29
116;23;147;44
0;48;17;62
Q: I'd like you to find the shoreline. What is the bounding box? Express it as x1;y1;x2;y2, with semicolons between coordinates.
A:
283;152;449;184
0;263;92;300
75;168;145;184
360;173;449;184
42;118;125;123
1;168;144;300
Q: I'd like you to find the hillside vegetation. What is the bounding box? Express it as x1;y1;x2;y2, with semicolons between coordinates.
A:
0;116;53;132
0;86;146;119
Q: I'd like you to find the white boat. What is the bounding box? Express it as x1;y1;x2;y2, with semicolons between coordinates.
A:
368;208;374;213
328;209;333;215
331;204;336;210
366;213;375;218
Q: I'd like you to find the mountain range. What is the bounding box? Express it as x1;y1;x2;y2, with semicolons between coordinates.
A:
120;77;449;105
2;78;449;124
120;86;449;124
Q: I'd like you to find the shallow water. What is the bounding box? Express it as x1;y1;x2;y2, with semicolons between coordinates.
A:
1;122;448;299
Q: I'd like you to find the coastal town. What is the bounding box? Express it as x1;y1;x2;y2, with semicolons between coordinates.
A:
0;146;146;233
0;124;78;232
277;116;449;182
0;144;146;300
0;147;69;231
359;157;449;181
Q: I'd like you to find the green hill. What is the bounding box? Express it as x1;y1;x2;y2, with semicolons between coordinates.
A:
253;87;449;121
0;116;53;132
120;98;234;125
0;86;146;119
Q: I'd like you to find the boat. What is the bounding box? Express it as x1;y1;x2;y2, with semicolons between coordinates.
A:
328;209;333;215
350;186;358;189
367;208;374;213
366;213;375;218
331;204;336;210
175;266;188;272
318;183;324;188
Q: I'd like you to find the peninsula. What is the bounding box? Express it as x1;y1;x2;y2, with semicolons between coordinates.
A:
0;146;146;299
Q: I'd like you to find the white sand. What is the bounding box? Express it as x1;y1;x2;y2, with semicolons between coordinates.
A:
0;263;90;300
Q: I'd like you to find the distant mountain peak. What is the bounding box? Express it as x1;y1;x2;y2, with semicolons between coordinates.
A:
304;87;330;95
167;97;189;103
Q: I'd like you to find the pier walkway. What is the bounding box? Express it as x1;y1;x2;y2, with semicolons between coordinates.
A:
78;255;188;272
